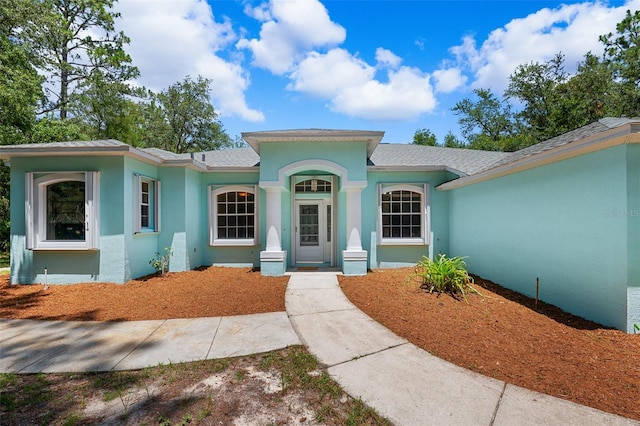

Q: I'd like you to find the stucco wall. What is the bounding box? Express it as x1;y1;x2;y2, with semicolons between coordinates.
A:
124;157;160;280
626;143;640;331
447;145;632;331
200;171;261;267
363;170;453;268
9;156;128;284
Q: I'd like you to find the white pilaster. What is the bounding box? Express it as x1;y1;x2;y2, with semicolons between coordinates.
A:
343;186;367;275
345;187;363;251
261;186;286;275
264;187;282;251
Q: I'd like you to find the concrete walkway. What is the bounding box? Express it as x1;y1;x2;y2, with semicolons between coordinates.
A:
285;272;638;426
0;312;300;373
0;271;637;425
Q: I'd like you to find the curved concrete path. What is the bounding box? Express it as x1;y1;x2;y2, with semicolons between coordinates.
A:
0;271;637;425
285;272;638;426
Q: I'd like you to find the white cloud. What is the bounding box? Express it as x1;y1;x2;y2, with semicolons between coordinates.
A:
288;49;374;97
331;67;436;121
375;48;402;69
450;0;640;92
237;0;346;74
432;68;466;94
287;48;436;120
114;0;264;122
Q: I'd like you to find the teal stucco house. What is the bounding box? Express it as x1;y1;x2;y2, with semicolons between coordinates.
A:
1;118;638;332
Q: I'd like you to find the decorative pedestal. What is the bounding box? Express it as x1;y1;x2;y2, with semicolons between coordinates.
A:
260;250;287;276
342;250;368;276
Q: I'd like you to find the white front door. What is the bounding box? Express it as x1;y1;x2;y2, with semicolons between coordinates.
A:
295;201;329;263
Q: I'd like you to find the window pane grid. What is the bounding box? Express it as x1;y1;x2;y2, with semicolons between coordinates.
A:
217;191;255;240
295;179;332;193
140;181;150;228
381;190;422;239
46;181;85;241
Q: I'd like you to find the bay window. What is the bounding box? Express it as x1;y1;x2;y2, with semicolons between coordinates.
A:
25;171;100;250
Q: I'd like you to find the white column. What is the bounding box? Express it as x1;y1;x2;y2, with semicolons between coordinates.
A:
264;187;282;251
345;187;363;251
260;186;286;275
343;185;367;275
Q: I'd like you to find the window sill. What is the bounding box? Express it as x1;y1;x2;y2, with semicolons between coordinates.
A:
30;246;98;251
378;239;428;246
134;230;159;235
210;239;258;247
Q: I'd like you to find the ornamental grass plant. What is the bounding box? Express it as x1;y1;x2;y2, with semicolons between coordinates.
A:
411;254;481;302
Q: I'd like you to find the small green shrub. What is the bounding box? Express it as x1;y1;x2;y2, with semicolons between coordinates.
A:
411;254;480;302
149;247;173;274
634;323;639;333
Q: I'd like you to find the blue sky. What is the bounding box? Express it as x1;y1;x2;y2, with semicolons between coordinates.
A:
114;0;639;144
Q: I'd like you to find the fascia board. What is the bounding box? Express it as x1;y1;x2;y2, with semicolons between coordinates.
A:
367;165;468;177
437;124;640;191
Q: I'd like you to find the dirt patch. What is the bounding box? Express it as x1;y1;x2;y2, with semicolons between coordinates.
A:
1;346;387;425
1;266;639;421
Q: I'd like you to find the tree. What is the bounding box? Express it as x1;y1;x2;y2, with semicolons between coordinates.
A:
600;9;640;117
22;0;139;119
0;0;45;251
0;0;44;145
142;76;232;153
505;53;570;141
552;52;612;129
413;129;438;146
29;116;89;143
72;70;147;145
452;88;518;151
443;132;465;148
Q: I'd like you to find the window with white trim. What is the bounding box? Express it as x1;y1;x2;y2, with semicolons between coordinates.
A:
378;183;430;245
133;175;161;233
25;171;100;250
209;185;258;246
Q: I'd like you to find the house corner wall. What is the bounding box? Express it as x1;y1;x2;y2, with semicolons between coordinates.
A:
448;145;630;331
9;157;130;284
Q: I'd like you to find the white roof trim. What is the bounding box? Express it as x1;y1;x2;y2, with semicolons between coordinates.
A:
367;165;468;176
438;123;640;191
242;129;385;157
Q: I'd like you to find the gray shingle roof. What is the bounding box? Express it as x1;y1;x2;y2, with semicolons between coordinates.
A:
138;148;191;161
0;139;128;150
478;117;639;173
200;147;260;167
370;144;510;175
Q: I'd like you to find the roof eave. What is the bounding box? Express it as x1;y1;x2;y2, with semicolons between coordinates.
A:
242;129;385;157
205;166;260;173
437;122;640;191
367;165;468;176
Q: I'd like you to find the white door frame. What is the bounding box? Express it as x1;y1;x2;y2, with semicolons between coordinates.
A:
291;176;335;265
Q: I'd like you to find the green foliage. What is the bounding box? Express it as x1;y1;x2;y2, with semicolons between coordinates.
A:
0;32;43;145
600;9;640;117
413;128;438;146
443;131;465;148
411;254;480;302
149;247;173;275
506;53;569;141
141;75;232;153
448;11;640;151
452;88;521;151
634;323;639;333
21;0;139;119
